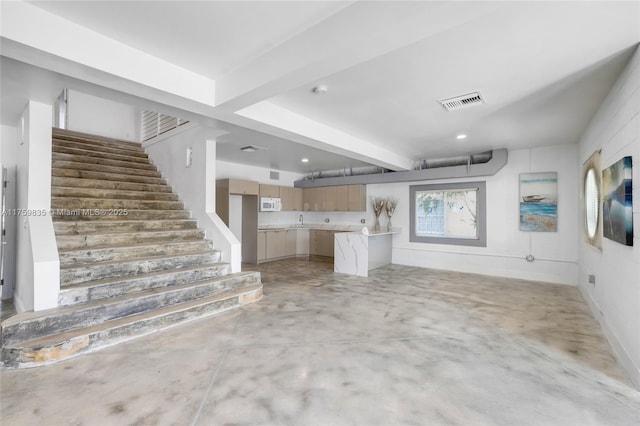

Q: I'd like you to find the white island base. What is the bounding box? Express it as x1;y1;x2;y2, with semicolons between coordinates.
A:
334;229;398;277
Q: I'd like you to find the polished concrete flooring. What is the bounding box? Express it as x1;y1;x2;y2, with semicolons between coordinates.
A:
2;259;639;425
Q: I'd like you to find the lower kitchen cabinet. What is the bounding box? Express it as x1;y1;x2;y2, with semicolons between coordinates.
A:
260;228;308;262
257;231;266;262
310;230;336;257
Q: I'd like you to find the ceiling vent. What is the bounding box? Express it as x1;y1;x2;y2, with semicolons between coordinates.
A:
240;145;266;152
438;91;484;112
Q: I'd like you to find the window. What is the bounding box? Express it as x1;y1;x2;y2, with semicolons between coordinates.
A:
410;181;486;247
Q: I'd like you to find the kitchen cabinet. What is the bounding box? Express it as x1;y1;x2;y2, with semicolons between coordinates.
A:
257;231;266;261
324;186;338;211
296;228;310;256
265;230;287;259
335;186;349;211
286;230;297;256
301;184;366;212
260;228;304;262
216;178;259;264
259;184;280;198
303;187;326;211
228;179;259;195
280;186;303;211
347;184;367;211
310;230;336;257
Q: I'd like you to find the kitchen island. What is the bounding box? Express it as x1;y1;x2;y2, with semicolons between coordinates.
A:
334;228;398;277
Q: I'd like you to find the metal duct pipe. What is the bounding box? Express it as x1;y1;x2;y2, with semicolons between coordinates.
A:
414;151;493;170
304;166;389;180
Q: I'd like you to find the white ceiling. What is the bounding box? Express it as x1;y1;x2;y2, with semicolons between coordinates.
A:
3;1;640;174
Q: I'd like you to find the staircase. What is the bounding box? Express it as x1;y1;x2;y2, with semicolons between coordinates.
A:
1;128;262;367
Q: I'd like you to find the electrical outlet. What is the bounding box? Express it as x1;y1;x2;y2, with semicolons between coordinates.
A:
588;274;596;286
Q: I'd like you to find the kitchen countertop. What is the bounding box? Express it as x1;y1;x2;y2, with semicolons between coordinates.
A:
258;224;362;232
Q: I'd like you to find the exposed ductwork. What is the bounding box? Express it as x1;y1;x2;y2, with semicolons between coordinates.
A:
295;149;508;188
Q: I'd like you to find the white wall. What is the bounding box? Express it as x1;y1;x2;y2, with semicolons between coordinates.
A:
67;90;139;141
145;125;241;272
15;101;59;313
1;124;18;300
367;144;578;285
577;45;640;388
216;160;303;187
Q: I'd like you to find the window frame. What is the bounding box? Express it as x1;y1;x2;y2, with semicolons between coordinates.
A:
409;181;487;247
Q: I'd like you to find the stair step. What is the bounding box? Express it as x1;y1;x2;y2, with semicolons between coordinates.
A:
52;128;145;152
51;197;183;211
51;186;179;202
2;271;258;346
52;152;157;172
56;229;206;250
1;282;262;367
52;161;162;178
54;219;198;235
51;176;172;193
52;209;190;221
53;139;148;160
59;240;212;265
59;263;230;305
60;251;220;285
52;168;166;185
52;144;151;165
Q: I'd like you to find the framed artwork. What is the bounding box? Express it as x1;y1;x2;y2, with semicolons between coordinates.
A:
602;156;633;246
519;172;558;232
583;150;602;250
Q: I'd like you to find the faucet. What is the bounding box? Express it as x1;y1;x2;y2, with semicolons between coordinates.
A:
298;214;304;227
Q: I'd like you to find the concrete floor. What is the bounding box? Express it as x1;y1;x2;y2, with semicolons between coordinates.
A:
1;259;639;425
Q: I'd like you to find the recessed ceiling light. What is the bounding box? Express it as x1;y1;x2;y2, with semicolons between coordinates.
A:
301;158;309;163
456;134;467;140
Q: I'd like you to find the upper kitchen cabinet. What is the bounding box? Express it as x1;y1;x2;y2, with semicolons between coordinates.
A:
303;186;326;211
301;184;367;211
216;178;259;225
281;186;303;211
347;184;367;211
228;179;259;195
259;184;280;198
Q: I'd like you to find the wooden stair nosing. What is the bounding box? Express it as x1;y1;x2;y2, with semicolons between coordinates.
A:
55;229;205;250
51;197;184;210
52;168;167;185
1;284;263;367
52;152;157;172
59;262;231;306
52;144;151;164
52;139;148;159
51;177;173;193
58;240;213;265
51;129;144;150
53;219;198;235
51;186;179;202
60;249;220;288
2;272;260;344
51;209;191;222
52;161;162;178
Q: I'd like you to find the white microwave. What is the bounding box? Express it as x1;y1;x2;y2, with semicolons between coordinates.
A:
260;197;281;212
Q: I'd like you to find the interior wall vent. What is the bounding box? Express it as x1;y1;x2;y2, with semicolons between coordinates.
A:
270;171;280;180
438;92;484;112
240;145;266;152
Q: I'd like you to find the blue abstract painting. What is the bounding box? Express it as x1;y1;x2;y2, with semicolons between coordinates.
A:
602;156;633;246
520;172;558;232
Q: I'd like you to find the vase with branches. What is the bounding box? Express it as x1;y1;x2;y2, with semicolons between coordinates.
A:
385;198;398;230
372;197;385;230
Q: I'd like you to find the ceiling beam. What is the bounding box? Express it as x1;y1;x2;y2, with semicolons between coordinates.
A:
214;1;504;112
